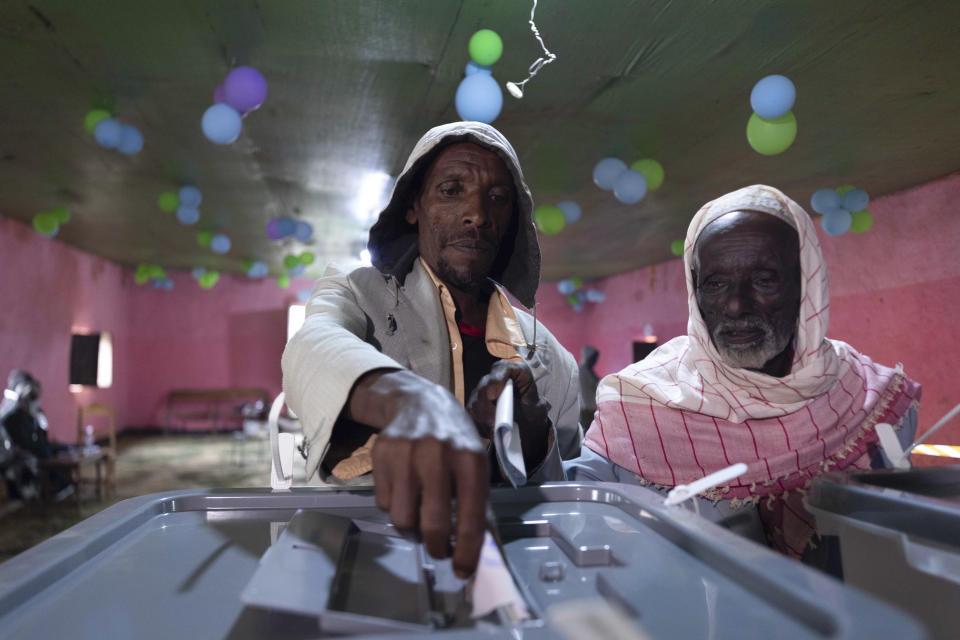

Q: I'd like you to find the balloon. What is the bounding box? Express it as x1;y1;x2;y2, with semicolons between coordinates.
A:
248;261;268;277
240;258;253;272
117;125;143;155
468;29;503;66
51;206;70;223
179;185;203;207
585;289;606;303
32;212;58;235
746;111;797;155
455;73;502;123
821;209;852;236
198;271;220;289
94;118;122;148
276;217;296;237
629;159;664;191
571;277;582;289
670;239;684;256
613;169;648;204
224;66;268;113
213;84;227;104
566;293;579;306
534;205;565;235
134;268;150;285
557;280;576;295
841;188;869;212
210;233;231;254
465;61;492;76
201;104;242;144
151;279;164;289
850;209;873;233
296;289;311;303
573;303;584;313
810;188;841;214
750;75;796;120
158;191;179;212
294;220;313;242
161;278;174;291
276;274;290;289
556;200;581;224
299;251;315;265
592;158;628;190
835;184;856;196
191;267;207;279
196;230;213;247
84;109;111;134
266;218;284;240
148;265;166;280
288;264;305;277
283;254;300;269
176;206;200;225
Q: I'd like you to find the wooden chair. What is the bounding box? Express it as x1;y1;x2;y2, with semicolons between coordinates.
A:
76;401;117;496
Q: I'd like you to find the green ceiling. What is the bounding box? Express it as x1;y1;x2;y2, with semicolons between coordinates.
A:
1;0;958;281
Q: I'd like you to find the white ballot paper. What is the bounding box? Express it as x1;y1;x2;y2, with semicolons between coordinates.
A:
492;379;527;487
468;531;530;621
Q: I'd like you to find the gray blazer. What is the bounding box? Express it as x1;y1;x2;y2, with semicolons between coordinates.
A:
282;259;583;483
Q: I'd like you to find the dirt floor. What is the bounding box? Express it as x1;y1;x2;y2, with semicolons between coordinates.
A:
0;432;308;563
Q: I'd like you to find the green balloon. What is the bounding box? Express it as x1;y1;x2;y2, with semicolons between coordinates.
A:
158;191;179;212
277;274;290;289
134;268;150;285
571;277;582;290
566;294;579;306
299;251;315;265
746;111;797;156
148;265;166;280
534;205;566;235
850;209;873;233
240;258;253;272
283;254;300;269
468;29;503;66
32;212;58;235
84;109;111;134
199;271;220;289
51;206;71;223
835;185;856;196
196;230;213;247
670;239;684;256
630;159;665;191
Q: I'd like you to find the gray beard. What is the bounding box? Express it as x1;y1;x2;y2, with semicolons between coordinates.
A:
711;317;792;371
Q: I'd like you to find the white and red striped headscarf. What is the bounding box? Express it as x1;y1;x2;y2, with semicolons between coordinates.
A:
583;185;920;556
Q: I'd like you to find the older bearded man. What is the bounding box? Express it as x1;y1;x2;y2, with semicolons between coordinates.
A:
566;185;921;564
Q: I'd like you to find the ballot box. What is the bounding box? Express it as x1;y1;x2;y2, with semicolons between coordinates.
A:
0;482;924;639
807;465;960;639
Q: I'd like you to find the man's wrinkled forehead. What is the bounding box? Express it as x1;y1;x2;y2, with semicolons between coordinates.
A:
694;210;799;269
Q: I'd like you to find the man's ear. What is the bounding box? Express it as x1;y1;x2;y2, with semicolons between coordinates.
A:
404;200;419;225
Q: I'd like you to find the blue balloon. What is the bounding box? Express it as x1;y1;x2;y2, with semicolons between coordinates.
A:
276;217;296;237
810;188;841;214
841;188;869;212
821;209;852;236
248;261;268;277
556;200;581;224
465;61;492;76
161;278;174;291
613;169;648;204
294;220;314;242
201;104;242;145
210;233;231;254
585;289;606;303
557;279;576;295
191;267;206;279
288;264;305;277
455;73;502;123
117;125;143;155
592;158;628;190
572;303;584;313
94;118;122;148
151;279;164;289
179;185;203;207
176;206;200;225
296;288;311;303
750;75;796;120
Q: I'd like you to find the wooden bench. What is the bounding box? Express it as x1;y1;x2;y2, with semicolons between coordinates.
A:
164;388;270;432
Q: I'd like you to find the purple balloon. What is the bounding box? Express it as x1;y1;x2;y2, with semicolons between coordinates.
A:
266;218;284;240
224;66;267;113
213;84;226;104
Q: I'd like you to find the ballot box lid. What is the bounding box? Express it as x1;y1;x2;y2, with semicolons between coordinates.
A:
0;483;926;640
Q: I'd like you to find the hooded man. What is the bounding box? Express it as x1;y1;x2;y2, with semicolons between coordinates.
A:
282;122;582;577
567;185;920;564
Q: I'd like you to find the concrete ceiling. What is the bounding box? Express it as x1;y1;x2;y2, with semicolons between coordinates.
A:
1;0;958;282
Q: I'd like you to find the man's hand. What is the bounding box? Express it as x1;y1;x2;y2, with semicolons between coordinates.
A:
467;360;551;470
347;369;489;578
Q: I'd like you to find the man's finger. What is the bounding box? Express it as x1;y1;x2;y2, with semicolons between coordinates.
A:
372;438;393;512
451;449;488;578
387;445;420;531
418;440;452;559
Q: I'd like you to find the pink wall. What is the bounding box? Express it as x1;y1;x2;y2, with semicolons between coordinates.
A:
536;172;960;448
0;214;312;442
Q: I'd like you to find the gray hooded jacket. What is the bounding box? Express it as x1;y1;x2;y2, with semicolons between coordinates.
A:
282;122;582;482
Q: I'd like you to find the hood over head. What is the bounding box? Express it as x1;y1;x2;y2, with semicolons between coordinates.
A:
368;121;540;308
